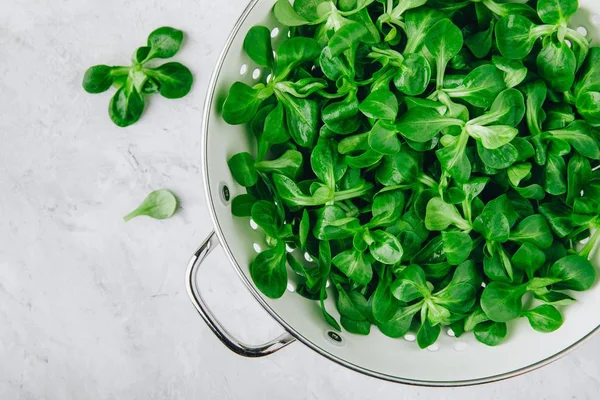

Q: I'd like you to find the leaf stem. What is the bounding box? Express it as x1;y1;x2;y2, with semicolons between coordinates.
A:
418;174;438;189
579;228;600;259
124;209;141;222
334;183;375;202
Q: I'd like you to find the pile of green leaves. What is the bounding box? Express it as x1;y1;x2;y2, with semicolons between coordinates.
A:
83;27;193;127
223;0;599;348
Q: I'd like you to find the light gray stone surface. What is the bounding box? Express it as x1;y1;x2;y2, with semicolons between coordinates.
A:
1;1;599;399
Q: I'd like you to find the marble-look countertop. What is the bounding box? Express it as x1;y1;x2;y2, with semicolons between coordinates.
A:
1;1;599;398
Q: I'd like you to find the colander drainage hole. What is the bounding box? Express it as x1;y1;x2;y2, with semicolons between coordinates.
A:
447;328;456;337
453;342;468;352
577;26;588;36
287;282;295;292
252;69;261;80
219;182;230;205
404;333;416;342
253;243;261;253
325;330;344;346
271;27;280;38
240;64;248;76
427;344;439;352
249;219;258;230
594;14;600;25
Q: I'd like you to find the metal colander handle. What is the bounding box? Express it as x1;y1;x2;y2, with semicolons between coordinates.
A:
185;231;296;357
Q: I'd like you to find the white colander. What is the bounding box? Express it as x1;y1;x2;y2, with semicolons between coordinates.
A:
187;0;600;386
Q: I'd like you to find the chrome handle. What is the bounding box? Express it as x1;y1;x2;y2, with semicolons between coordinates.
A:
185;231;296;357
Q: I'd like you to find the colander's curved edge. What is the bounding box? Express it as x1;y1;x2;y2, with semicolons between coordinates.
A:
200;0;600;388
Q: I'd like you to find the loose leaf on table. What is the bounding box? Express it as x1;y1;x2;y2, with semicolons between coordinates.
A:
124;189;179;221
84;26;192;127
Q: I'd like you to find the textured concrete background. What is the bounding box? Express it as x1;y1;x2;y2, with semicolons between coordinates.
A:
1;0;599;398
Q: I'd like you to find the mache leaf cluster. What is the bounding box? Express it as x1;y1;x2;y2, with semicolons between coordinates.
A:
223;0;599;348
83;27;193;127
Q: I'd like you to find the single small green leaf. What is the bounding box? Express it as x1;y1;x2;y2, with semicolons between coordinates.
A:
341;317;371;335
396;107;464;143
328;22;368;57
299;210;310;250
441;231;473;265
250;242;288;299
359;89;398;120
444;65;506;109
276;37;322;80
474;211;510;242
251;201;280;238
263;102;290;145
394;53;432;96
404;7;446;54
273;0;311;26
508;163;532;187
228;152;258;187
425;198;471;231
467;125;518;150
146;27;184;60
534;291;576;306
280;94;319;148
512;242;546;280
390;264;429;302
231;194;257;217
417;318;441;349
109;75;145;127
332;249;374;285
369;190;405;228
474;321;507;346
256;150;303;179
509;214;554;249
537;0;578;25
492;56;528;88
368;230;403;265
124;189;178;221
481;281;527;322
244;26;274;67
425;19;464;89
83;65;120;93
495;15;538;60
550;255;597;291
222;82;269;125
368;120;401;155
537;36;577;93
523;305;564;333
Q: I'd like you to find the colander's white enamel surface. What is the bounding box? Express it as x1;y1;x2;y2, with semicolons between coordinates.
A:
203;0;600;385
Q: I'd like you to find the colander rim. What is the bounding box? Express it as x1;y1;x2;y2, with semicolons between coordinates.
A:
200;0;600;387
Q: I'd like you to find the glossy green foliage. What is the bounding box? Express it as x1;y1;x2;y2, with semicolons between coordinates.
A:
83;27;193;127
223;0;600;349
